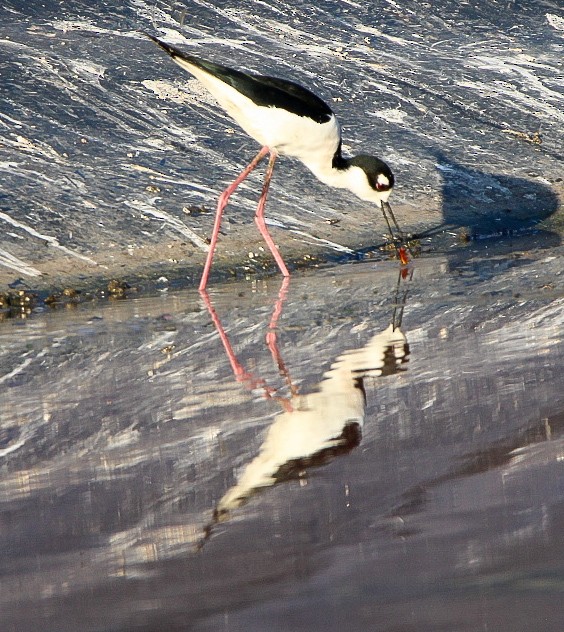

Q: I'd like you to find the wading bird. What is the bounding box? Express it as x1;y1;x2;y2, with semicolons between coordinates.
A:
147;34;404;289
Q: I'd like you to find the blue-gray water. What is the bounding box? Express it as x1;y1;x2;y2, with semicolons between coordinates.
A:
2;248;564;631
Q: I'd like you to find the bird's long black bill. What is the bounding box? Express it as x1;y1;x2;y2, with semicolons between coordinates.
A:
381;201;412;264
381;201;404;242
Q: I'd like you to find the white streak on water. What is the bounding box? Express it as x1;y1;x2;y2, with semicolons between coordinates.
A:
368;108;409;124
142;79;195;104
0;351;46;385
8;134;65;163
122;163;214;193
0;112;23;127
355;24;412;47
461;55;564;122
0;248;42;277
0;211;98;265
264;217;286;228
546;13;564;32
289;229;354;253
0;437;27;458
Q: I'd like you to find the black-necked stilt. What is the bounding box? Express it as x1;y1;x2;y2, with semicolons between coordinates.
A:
146;34;404;289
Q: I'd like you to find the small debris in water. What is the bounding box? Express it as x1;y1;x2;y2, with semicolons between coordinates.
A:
62;287;80;299
457;227;472;243
502;129;542;144
183;204;209;216
107;279;132;297
0;290;38;319
44;287;83;308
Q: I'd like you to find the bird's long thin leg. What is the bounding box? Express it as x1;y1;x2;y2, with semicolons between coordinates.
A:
381;201;411;264
199;145;270;291
198;288;277;397
265;276;298;406
381;201;405;242
254;152;289;277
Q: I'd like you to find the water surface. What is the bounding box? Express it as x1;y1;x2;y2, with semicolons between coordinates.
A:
2;249;563;631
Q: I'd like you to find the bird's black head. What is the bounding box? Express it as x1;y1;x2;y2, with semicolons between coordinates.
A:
348;154;395;193
330;144;395;204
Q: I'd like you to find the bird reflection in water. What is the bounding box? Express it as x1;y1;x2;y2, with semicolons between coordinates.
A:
198;271;411;547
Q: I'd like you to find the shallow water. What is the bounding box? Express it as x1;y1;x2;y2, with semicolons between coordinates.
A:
1;247;564;631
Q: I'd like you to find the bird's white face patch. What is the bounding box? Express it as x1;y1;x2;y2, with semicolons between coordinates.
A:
376;174;390;190
338;165;391;204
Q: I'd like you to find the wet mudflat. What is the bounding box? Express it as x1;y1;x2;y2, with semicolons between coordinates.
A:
1;238;564;632
1;0;563;285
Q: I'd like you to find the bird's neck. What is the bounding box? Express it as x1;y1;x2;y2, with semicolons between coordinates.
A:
301;144;355;190
302;145;392;205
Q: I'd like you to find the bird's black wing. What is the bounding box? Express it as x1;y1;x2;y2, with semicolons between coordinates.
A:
146;34;334;124
247;74;334;124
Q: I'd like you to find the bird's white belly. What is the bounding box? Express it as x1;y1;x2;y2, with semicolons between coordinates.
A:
239;107;340;162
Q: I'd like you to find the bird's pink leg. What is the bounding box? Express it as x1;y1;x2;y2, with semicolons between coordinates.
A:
265;276;298;409
199;146;270;291
254;152;289;277
199;289;277;397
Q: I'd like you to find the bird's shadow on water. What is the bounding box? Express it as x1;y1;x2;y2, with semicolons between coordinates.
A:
423;151;560;239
